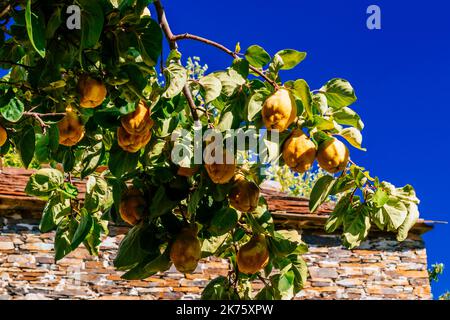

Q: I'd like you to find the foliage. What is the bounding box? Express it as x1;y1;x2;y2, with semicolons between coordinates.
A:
267;165;330;199
439;292;450;300
429;263;444;283
0;0;422;300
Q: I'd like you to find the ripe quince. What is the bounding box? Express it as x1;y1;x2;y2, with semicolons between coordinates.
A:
121;100;154;135
119;187;147;226
262;88;297;132
58;108;85;147
78;75;107;108
237;234;269;275
117;126;152;153
0;125;7;147
317;138;349;173
229;174;260;212
282;130;317;173
205;150;236;184
170;227;202;274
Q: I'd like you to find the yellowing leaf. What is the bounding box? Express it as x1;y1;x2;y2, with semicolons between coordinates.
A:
339;127;366;151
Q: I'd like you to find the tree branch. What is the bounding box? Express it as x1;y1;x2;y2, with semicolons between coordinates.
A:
154;0;200;122
172;33;279;89
0;5;11;20
0;60;33;70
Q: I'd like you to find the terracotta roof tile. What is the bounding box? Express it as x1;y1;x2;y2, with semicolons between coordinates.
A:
0;168;435;234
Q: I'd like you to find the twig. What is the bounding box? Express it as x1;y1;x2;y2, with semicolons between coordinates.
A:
258;274;270;287
172;33;279;89
182;85;200;122
0;5;11;20
23;112;66;118
0;60;33;70
26;113;50;132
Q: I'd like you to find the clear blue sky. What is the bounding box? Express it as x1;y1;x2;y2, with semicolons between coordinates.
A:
1;0;448;298
155;0;450;297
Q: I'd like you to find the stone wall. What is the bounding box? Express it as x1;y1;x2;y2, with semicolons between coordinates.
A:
0;212;432;300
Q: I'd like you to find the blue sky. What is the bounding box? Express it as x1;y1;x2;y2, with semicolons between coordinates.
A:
1;0;448;297
155;0;450;297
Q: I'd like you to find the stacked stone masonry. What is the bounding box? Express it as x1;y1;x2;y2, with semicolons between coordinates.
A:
0;213;431;300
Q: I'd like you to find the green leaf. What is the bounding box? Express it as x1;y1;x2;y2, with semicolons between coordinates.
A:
71;209;93;250
62;182;78;199
255;285;277;300
78;0;104;49
276;270;295;300
232;58;249;78
47;124;60;152
339;127;366;151
18;125;35;168
397;203;420;241
198;74;222;103
312;93;328;115
275;49;306;70
289;79;312;119
39;193;70;233
108;143;140;178
342;205;371;249
372;189;389;207
247;90;269;121
325;194;351;233
374;198;408;231
163;63;188;99
121;247;172;280
269;230;305;256
114;224;150;270
382;182;420;204
320;78;357;109
214;69;246;97
45;7;62;39
187;181;205;216
313;115;336;131
309;175;336;213
209;207;239;236
149;186;177;219
84;176;112;212
34;133;49;163
201;234;229;258
135;18;163;67
25;169;64;197
80;141;104;179
55;219;77;261
40;200;58;233
291;256;308;292
201;276;238;300
245;45;271;68
332;107;364;130
25;0;46;58
0;97;24;122
83;216;107;256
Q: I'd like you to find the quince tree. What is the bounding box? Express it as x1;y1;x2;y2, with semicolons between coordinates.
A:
0;0;420;300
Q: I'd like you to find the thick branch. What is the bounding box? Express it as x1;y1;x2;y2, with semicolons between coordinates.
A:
154;0;177;50
172;33;279;89
154;0;199;121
